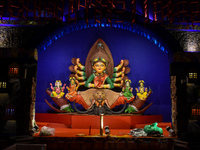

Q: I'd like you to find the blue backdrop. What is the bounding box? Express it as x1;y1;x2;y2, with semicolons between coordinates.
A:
36;26;172;122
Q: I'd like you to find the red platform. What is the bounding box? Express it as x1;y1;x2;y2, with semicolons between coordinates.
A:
35;113;171;137
35;113;167;129
33;113;175;150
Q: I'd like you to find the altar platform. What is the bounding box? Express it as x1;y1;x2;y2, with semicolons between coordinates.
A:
35;113;170;131
32;113;176;150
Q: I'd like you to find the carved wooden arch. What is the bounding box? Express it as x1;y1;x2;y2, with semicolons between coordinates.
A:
85;38;114;78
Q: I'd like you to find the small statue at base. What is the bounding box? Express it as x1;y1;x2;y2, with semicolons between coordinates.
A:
50;80;66;98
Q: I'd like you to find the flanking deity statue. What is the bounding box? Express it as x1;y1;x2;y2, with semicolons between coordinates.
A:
135;80;149;100
50;80;66;99
122;79;134;100
45;38;152;115
125;80;152;114
65;77;79;99
45;80;74;113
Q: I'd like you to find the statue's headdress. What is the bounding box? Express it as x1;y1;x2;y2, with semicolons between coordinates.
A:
55;80;62;86
92;57;107;66
139;80;145;83
55;80;61;83
86;39;114;78
69;77;76;81
125;79;131;83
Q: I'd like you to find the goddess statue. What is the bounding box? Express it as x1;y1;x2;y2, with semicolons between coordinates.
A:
45;39;152;114
74;57;124;89
66;39;133;111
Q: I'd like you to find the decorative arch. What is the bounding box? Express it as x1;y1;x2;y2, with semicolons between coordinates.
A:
36;20;170;55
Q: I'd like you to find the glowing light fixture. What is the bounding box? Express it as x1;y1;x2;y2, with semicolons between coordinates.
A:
189;73;197;79
192;109;200;115
0;82;6;88
9;67;18;74
187;41;198;52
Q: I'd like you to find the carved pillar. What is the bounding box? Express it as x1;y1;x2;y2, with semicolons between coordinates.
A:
171;76;177;134
29;77;37;131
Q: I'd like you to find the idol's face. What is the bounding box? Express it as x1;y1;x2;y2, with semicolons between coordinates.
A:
140;82;144;87
93;62;106;74
71;79;75;84
126;82;130;86
55;82;61;87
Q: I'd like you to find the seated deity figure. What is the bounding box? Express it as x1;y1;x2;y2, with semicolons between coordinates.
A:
74;57;124;89
46;39;152;114
125;80;153;114
135;80;148;100
68;56;127;109
50;80;66;99
65;39;134;110
122;79;134;100
65;77;79;99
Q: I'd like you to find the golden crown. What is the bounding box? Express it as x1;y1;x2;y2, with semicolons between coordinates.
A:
125;79;131;83
69;77;76;81
55;80;61;83
92;57;107;66
139;80;145;83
